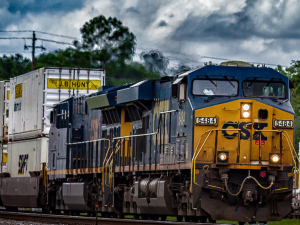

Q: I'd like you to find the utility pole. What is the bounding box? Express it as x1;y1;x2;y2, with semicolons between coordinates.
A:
31;31;36;71
24;31;45;71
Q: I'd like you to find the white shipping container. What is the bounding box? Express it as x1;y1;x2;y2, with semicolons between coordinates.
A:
7;137;48;177
1;144;7;173
0;81;10;142
8;67;105;140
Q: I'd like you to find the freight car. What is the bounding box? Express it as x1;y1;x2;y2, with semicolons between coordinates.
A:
45;62;297;224
0;67;105;210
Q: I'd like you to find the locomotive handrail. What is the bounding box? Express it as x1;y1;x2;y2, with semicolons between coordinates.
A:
282;132;300;189
103;132;159;187
113;132;158;140
191;129;299;192
191;128;241;192
104;139;124;187
66;138;110;145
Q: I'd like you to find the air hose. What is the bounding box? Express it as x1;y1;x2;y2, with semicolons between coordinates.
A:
224;176;274;196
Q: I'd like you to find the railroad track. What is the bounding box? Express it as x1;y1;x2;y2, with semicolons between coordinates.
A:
0;211;233;225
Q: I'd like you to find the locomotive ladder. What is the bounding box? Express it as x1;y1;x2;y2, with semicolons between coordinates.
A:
103;132;159;188
191;129;300;192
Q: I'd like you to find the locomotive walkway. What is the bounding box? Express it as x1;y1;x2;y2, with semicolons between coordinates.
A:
0;210;233;225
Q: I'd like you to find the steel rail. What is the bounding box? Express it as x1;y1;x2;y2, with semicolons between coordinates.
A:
0;210;233;225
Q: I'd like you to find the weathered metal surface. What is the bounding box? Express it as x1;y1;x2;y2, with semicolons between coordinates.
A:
62;183;90;211
1;177;40;207
7;137;48;177
117;80;154;104
48;128;67;180
134;180;176;215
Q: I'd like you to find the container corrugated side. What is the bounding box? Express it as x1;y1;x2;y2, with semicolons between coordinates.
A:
0;81;10;142
8;69;44;140
43;68;105;135
8;68;105;140
7;137;48;177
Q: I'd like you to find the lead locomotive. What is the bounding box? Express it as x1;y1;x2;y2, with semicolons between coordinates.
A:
16;63;298;223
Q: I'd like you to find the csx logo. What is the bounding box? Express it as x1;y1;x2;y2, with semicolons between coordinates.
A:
18;154;28;175
222;122;268;140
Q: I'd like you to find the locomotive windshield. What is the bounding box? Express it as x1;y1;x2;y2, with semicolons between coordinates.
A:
243;81;286;98
192;79;238;96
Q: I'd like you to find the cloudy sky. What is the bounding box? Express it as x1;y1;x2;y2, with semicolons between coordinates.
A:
0;0;299;70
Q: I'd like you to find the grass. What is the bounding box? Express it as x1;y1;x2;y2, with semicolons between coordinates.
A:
217;219;300;224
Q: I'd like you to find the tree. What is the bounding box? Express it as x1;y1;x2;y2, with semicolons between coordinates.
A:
35;48;96;69
140;50;169;76
276;61;300;153
0;54;30;80
78;15;136;66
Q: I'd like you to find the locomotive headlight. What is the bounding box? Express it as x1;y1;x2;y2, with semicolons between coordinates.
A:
218;153;228;161
241;103;251;119
242;111;250;118
269;153;281;166
270;154;280;163
242;104;250;111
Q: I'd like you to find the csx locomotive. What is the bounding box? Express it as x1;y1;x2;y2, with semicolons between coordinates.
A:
8;63;299;224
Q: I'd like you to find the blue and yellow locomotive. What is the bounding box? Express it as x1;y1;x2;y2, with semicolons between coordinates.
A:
47;62;297;223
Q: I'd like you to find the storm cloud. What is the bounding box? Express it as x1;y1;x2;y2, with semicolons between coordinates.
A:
0;0;300;69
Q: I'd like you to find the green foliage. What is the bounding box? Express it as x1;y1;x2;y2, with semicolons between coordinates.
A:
35;49;159;85
276;61;300;153
35;48;97;69
0;54;31;80
78;15;136;66
105;60;160;85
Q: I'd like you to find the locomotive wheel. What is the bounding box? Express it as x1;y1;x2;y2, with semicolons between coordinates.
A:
141;214;148;220
6;207;18;212
149;215;159;220
191;216;198;222
119;214;124;219
103;212;111;218
160;215;167;221
54;210;61;215
42;208;49;214
134;214;140;219
208;217;216;223
177;216;183;222
200;217;207;222
185;216;190;222
238;222;245;225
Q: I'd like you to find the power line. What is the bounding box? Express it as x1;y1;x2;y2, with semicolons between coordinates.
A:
38;38;73;45
0;30;79;40
35;31;79;40
0;37;73;45
0;37;32;40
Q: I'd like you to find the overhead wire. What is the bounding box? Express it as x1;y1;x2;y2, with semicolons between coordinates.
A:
0;31;293;68
0;30;79;40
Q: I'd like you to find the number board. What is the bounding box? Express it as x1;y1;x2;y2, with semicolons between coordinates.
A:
274;120;293;128
195;117;217;125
